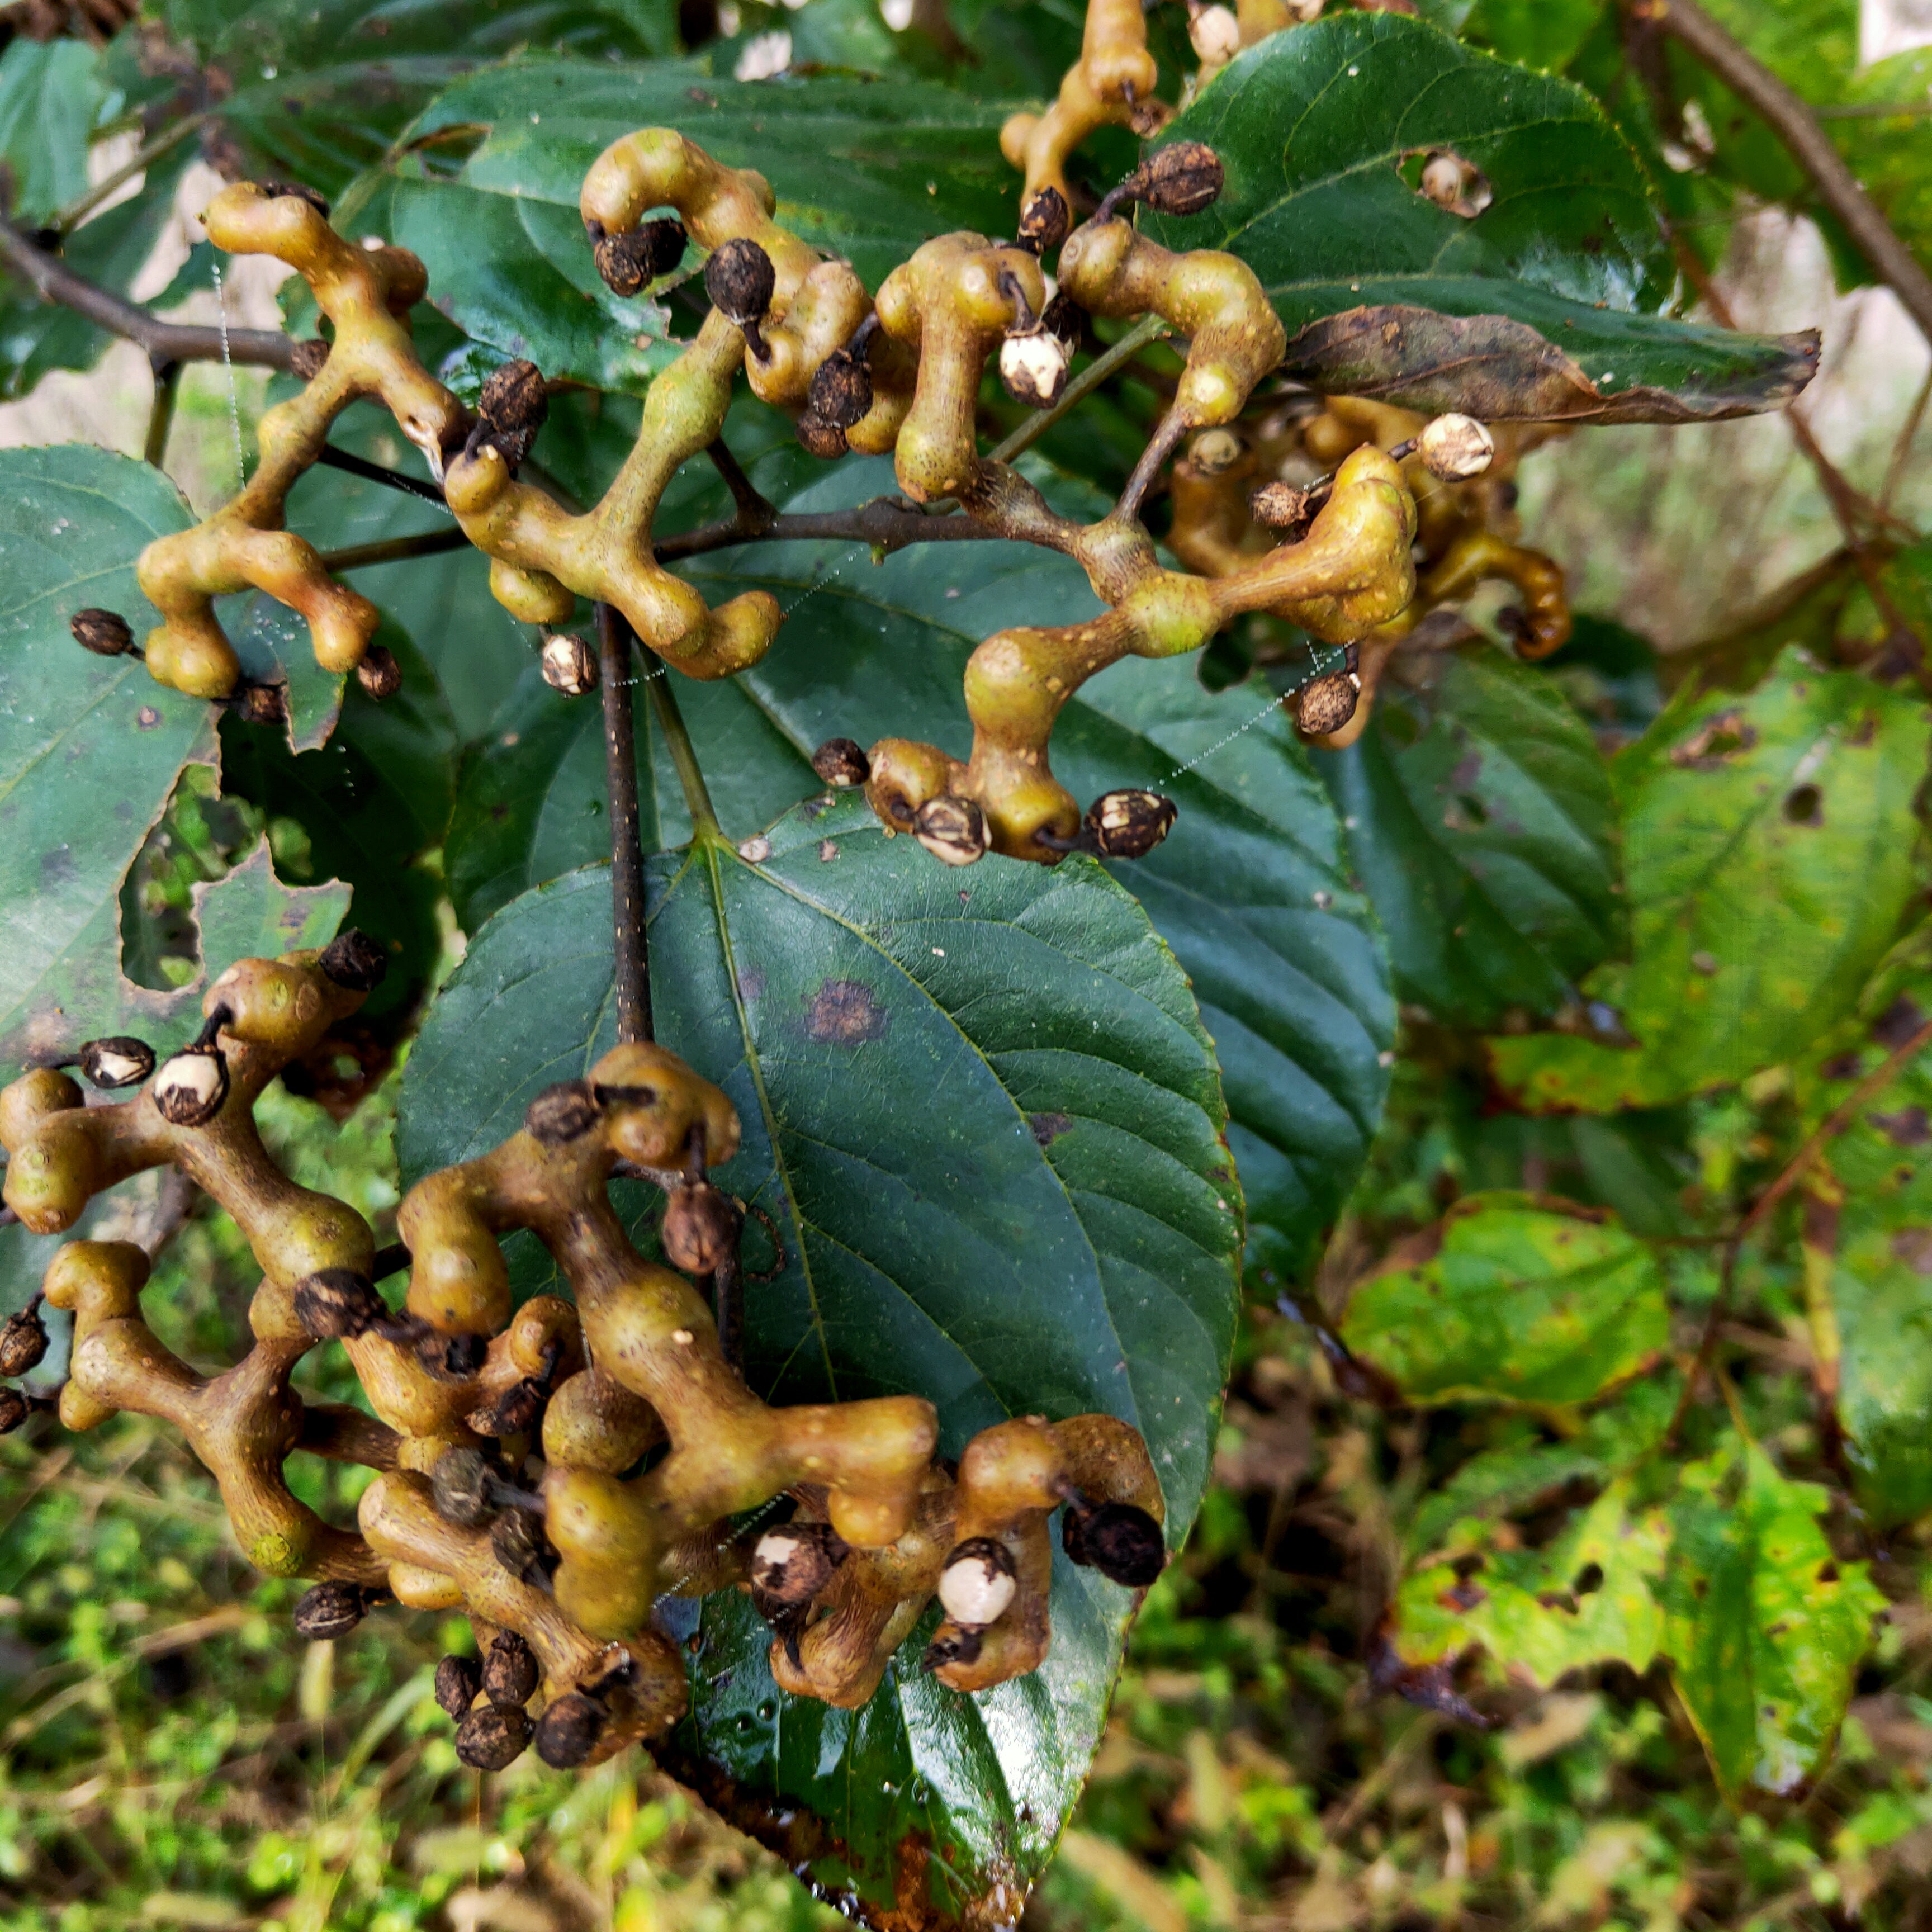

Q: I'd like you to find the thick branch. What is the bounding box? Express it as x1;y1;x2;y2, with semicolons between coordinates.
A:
1644;0;1932;346
598;603;652;1046
0;216;297;371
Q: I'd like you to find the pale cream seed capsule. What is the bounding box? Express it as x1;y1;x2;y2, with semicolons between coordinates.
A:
540;631;599;697
152;1047;228;1128
1189;3;1240;63
1415;414;1495;481
1188;428;1244;475
998;329;1071;410
937;1537;1017;1628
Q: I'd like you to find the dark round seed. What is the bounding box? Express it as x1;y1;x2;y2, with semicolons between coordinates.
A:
288;337;330;382
432;1448;495;1530
748;1519;849;1612
230;682;289;729
1084;790;1177;860
524;1079;602;1146
536;1689;607;1767
491;1507;556;1584
795;411;849;460
811;738;870;788
355;644;402;700
704;237;776;326
455;1702;531;1770
474;359;548;471
1249;480;1311;532
1041;289;1086;347
591;216;687;296
808;348;874;431
1137;142;1224;217
152;1044;229;1128
434;1651;482;1719
0;1389;30;1434
77;1036;154;1089
1018;186;1071;255
0;1304;49;1378
661;1182;738;1275
914;794;988;868
293;1268;385;1341
292;1580;369;1640
1294;670;1358;737
1062;1500;1165;1587
318;929;388;993
70;608;134;657
483;1630;539;1709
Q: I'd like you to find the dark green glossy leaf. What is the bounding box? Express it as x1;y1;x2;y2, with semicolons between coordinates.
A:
0;40;104;226
398;802;1240;1924
1489;648;1932;1112
1317;641;1621;1027
682;456;1393;1289
1460;0;1604;72
343;59;1021;389
1339;1191;1669;1405
1147;16;1814;420
1661;1445;1884;1800
0;446;216;1068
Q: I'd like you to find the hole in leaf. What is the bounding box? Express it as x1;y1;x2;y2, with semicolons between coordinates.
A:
1573;1561;1604;1596
1819;1561;1839;1583
1783;782;1823;825
1401;148;1493;219
1455;792;1489;827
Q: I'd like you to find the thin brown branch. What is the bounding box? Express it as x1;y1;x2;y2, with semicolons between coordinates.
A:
1640;0;1932;345
653;495;1003;562
1667;1010;1932;1445
0;214;296;371
1882;362;1932;514
317;528;472;572
598;603;652;1046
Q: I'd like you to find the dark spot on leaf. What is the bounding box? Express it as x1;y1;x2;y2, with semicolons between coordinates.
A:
489;803;509;825
1367;1632;1493;1729
1574;1562;1604;1595
1820;1053;1864;1081
1818;1561;1839;1583
1452;793;1488;828
1849;711;1878;747
1876;996;1926;1047
1029;1112;1074;1147
136;705;161;729
1891;1228;1932;1275
737;965;766;1003
1767;1622;1788;1637
1783;783;1823;825
1693;1578;1708;1599
40;846;75;887
1691;951;1718;977
1451;1554;1485;1579
1671;713;1755;768
1439;1579;1488;1611
1872;1106;1930;1147
806;979;888;1045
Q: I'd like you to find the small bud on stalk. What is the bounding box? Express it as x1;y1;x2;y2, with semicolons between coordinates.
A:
1100;142;1225;224
1413;413;1495;481
435;1652;482;1719
1018;186;1072;255
0;1297;47;1377
77;1036;154;1088
811;738;870;788
1249;479;1312;533
471;358;549;472
455;1702;530;1770
70;608;134;657
1085;790;1177;860
999;328;1071;409
229;682;289;730
590;216;687;297
749;1520;850;1614
292;1580;372;1640
1188;3;1240;64
153;1040;229;1129
538;630;599;697
482;1630;539;1709
795;412;849;458
536;1689;608;1767
915;794;989;866
705;238;778;360
354;643;402;700
937;1537;1017;1628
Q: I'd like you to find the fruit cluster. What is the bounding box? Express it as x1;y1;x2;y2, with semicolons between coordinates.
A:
0;940;1167;1770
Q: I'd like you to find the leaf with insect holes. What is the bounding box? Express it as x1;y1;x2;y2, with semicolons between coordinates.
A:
1488;648;1932;1112
1661;1445;1885;1801
1339;1192;1669;1405
1144;15;1817;420
397;799;1242;1929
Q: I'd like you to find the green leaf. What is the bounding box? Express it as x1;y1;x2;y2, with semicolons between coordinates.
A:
1317;641;1621;1026
1148;16;1816;420
1339;1191;1669;1405
0;40;105;226
1394;1484;1669;1687
397;804;1241;1923
1661;1445;1884;1801
1489;648;1932;1112
345;60;1021;388
0;447;217;1069
443;665;815;931
1461;0;1605;72
681;457;1394;1287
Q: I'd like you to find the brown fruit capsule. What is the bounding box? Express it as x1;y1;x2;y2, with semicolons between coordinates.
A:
535;1689;606;1768
288;337;330;382
1018;185;1072;255
998;328;1071;409
469;1376;544;1439
811;738;870;788
475;358;548;471
914;794;988;867
0;1389;28;1435
1414;412;1495;481
1249;480;1311;532
258;178;331;217
704;237;776;328
1085;790;1177;860
1188;428;1243;475
434;1651;482;1719
524;1079;602;1145
795;411;849;460
0;1301;47;1377
1062;1500;1165;1587
292;1580;370;1640
591;216;687;297
319;927;387;993
1041;289;1085;347
491;1506;557;1584
230;683;289;729
937;1536;1017;1628
539;630;599;697
152;1043;229;1128
355;643;402;700
455;1702;531;1770
808;347;874;430
432;1448;496;1529
77;1036;154;1088
1294;669;1358;736
1137;141;1225;217
70;608;134;657
418;1328;489;1382
922;1626;984;1671
749;1519;850;1610
482;1630;540;1709
293;1268;386;1340
662;1182;738;1275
